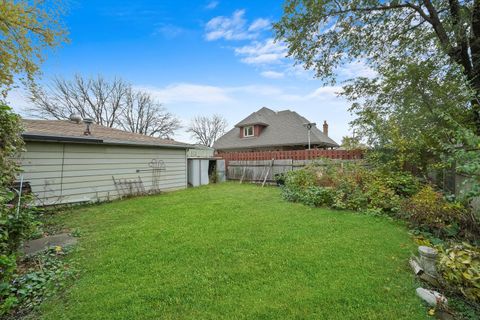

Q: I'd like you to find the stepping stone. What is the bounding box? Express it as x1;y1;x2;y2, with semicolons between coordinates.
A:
22;233;77;256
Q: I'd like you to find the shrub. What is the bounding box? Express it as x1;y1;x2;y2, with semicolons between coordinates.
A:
0;105;40;315
281;185;335;208
284;168;317;190
281;169;315;204
281;162;416;214
401;185;469;238
281;167;338;208
301;187;335;207
281;185;302;203
364;177;401;214
377;170;421;197
438;243;480;302
331;175;368;211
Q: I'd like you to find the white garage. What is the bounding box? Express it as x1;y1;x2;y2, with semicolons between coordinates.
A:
19;119;189;206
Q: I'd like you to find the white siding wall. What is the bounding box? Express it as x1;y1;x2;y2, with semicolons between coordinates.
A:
19;141;187;205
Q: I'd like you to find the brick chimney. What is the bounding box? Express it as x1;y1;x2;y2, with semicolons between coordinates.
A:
323;120;328;136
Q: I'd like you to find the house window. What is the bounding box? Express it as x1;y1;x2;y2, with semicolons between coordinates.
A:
243;126;254;137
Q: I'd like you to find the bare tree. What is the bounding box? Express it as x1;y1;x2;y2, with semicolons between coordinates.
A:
187;114;227;147
29;74;180;137
29;75;128;127
118;89;180;138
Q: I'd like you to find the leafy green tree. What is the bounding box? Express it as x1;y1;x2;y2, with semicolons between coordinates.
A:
442;125;480;201
275;1;479;183
0;0;67;97
274;0;480;134
344;57;473;171
0;105;23;194
340;135;363;150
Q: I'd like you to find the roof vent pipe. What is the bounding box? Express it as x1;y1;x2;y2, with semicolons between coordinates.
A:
69;113;82;124
83;118;94;136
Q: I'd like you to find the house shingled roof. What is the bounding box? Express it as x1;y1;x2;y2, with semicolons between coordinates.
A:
235;107;270;127
213;107;339;150
22;119;190;148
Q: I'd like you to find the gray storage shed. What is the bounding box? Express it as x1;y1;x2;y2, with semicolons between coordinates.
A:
186;145;225;187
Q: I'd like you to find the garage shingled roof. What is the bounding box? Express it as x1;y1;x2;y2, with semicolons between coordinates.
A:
22;119;190;148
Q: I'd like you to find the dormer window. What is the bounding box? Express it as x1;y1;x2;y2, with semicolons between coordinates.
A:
243;126;254;137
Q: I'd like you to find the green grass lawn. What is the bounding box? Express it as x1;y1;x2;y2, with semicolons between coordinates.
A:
40;183;427;319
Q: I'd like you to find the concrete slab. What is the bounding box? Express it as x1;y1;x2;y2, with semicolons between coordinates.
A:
22;233;77;256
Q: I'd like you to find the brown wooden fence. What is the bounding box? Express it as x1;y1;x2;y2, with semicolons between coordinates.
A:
217;149;364;182
217;149;364;162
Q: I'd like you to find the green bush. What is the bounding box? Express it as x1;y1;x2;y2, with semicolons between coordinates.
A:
281;167;337;208
377;170;421;197
331;174;368;211
301;187;335;207
281;162;411;214
281;185;302;203
401;185;470;238
438;243;480;302
284;168;317;190
364;177;401;213
0;105;40;315
1;199;38;310
333;188;368;211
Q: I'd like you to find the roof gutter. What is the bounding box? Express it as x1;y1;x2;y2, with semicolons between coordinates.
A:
22;134;104;144
22;134;190;149
102;140;190;149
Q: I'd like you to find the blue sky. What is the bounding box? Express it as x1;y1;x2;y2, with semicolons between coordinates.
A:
8;0;374;143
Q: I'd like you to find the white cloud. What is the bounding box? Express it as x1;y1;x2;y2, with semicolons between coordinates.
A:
205;9;253;41
234;38;287;65
306;86;343;100
204;10;284;79
205;1;219;10
136;83;232;104
204;9;270;41
338;60;377;79
260;70;284;79
248;18;270;32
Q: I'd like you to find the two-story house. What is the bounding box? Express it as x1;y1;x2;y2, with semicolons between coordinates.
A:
213;107;339;152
